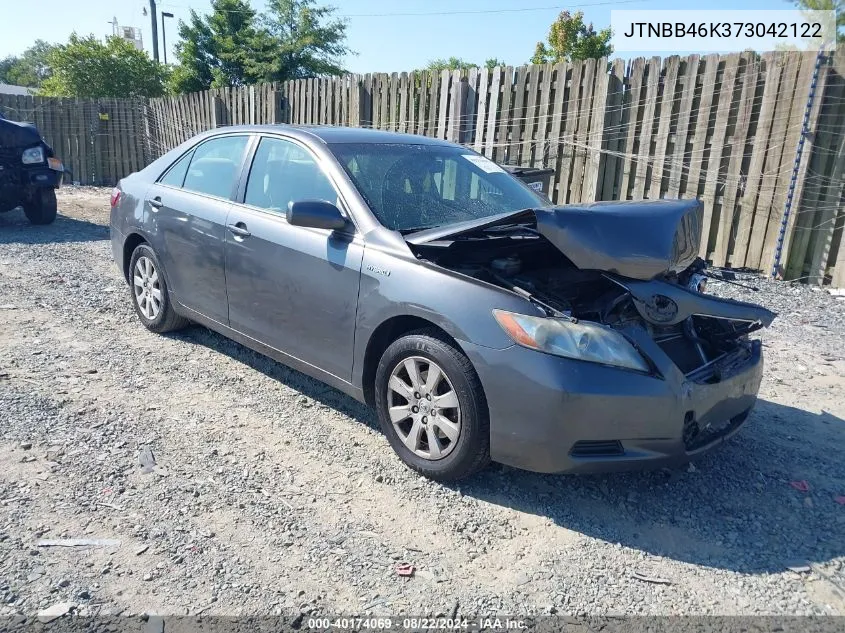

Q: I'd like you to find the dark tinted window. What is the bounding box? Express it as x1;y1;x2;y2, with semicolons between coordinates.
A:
329;143;544;232
159;150;193;188
244;137;338;213
182;135;249;199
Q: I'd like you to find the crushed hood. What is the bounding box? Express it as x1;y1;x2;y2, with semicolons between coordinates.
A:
406;199;703;282
534;199;703;280
0;116;42;149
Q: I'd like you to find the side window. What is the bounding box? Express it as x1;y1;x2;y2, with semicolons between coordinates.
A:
244;137;338;213
159;150;193;188
182;135;249;199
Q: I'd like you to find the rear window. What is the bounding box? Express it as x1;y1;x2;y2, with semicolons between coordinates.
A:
181;135;249;199
159;150;192;188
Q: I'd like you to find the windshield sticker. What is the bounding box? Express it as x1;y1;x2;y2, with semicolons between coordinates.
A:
462;154;505;174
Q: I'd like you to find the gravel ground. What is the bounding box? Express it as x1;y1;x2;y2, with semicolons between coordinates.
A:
0;188;844;619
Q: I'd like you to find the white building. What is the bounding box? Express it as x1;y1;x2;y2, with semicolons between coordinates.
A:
0;83;33;96
110;17;143;51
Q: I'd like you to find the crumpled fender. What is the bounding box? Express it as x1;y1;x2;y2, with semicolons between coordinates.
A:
607;275;777;327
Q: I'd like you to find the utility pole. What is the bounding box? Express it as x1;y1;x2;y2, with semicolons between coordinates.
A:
149;0;160;62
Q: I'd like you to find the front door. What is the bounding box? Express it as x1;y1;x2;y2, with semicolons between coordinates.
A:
224;135;363;382
146;134;250;325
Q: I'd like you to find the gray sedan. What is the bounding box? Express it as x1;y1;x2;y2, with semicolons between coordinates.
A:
110;126;775;481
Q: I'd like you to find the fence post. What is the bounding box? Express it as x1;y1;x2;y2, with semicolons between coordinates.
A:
354;79;369;127
771;48;827;278
449;75;468;144
211;95;224;128
271;90;287;124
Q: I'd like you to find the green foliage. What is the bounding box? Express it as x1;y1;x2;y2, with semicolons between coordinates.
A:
169;0;268;93
258;0;351;81
0;41;55;88
170;0;349;93
424;57;476;73
531;11;612;64
793;0;844;43
419;57;507;74
40;35;167;98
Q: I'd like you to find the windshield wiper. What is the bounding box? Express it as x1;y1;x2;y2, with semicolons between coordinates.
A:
398;225;439;235
481;222;540;235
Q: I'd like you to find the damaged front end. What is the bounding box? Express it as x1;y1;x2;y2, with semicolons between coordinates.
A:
406;199;775;389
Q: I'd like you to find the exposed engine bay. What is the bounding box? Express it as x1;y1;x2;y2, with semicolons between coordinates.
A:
406;201;776;381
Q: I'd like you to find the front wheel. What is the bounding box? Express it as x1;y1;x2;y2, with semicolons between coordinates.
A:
374;329;490;481
23;188;57;225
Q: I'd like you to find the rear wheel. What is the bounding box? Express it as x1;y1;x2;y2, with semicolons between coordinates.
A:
374;329;490;481
23;188;57;225
128;244;190;333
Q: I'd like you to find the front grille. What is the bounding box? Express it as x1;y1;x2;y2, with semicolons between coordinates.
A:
0;148;21;189
570;440;624;457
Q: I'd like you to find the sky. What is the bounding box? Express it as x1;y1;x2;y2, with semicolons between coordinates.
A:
0;0;794;73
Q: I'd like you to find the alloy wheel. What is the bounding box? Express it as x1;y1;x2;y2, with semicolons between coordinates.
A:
133;255;162;320
386;356;461;460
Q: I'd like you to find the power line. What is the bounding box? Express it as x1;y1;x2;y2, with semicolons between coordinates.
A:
339;0;647;18
158;0;648;18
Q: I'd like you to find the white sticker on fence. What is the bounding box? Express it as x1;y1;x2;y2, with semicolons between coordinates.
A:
462;154;505;174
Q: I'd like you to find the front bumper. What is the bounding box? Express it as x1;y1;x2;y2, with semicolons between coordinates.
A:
0;165;63;203
461;330;764;474
25;163;64;188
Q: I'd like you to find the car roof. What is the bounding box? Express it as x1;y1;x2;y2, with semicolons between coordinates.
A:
207;124;455;146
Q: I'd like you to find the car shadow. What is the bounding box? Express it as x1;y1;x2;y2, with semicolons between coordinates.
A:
0;207;110;244
165;324;845;575
166;324;378;431
453;400;845;575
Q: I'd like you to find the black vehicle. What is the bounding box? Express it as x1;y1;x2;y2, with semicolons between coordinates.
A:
0;111;63;224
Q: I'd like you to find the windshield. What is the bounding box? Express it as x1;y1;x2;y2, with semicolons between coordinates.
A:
329;143;546;232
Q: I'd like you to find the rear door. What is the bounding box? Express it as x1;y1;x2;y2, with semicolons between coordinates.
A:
224;135;364;382
144;134;251;325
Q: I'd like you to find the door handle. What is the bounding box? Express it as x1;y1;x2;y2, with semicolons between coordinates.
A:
147;197;163;210
227;223;251;238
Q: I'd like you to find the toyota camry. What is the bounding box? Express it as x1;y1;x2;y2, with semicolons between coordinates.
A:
110;126;775;481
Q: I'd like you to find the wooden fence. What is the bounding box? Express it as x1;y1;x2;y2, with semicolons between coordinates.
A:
0;95;148;186
1;50;843;286
144;84;284;156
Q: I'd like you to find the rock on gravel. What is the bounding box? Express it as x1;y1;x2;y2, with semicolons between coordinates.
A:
0;191;843;618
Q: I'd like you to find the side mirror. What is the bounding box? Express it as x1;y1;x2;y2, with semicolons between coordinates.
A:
287;200;348;231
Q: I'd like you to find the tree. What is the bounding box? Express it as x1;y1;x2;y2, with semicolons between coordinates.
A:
169;0;349;93
531;11;612;64
170;0;270;93
792;0;844;43
0;41;55;88
258;0;351;81
40;35;167;98
0;57;16;84
485;58;506;69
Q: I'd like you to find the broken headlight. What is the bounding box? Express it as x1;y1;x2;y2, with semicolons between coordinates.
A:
493;309;650;372
22;146;45;165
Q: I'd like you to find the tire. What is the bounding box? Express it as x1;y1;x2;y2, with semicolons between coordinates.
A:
128;244;190;333
23;188;57;225
374;328;490;481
